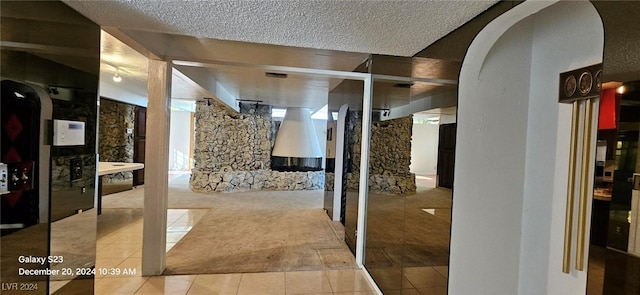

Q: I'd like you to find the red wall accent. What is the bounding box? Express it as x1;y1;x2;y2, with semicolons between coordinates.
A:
598;88;617;130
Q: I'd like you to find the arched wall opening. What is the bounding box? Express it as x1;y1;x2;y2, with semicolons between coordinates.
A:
451;1;604;294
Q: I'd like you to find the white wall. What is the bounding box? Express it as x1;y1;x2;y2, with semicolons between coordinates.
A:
452;18;534;295
523;3;602;293
169;110;192;171
410;122;439;175
313;119;328;168
451;1;603;294
440;113;456;124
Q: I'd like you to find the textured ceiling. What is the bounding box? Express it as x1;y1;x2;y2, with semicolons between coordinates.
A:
100;31;214;107
64;0;498;57
69;0;500;112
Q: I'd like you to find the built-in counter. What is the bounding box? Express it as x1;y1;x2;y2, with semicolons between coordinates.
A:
97;162;144;214
98;162;144;176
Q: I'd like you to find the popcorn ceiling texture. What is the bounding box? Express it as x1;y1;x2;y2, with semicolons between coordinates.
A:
98;99;135;184
63;0;498;56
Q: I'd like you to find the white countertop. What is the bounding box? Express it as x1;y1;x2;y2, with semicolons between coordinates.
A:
98;162;144;176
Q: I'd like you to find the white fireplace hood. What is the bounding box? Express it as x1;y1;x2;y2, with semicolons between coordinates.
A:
272;107;323;158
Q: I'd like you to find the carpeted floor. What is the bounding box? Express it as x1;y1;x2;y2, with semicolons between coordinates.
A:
101;176;358;275
164;208;356;274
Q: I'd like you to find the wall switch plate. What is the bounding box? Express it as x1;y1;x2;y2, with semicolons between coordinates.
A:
126;128;133;134
70;158;83;181
0;163;8;194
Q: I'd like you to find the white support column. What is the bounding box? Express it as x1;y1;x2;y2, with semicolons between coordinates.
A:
355;76;373;266
142;59;172;276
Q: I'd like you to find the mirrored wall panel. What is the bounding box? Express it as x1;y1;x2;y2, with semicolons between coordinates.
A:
363;55;458;294
1;1;100;294
323;72;366;255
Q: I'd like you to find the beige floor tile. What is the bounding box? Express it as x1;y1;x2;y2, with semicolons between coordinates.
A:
325;270;374;293
384;289;422;295
96;243;110;251
167;225;193;232
135;275;196;295
285;271;333;294
174;215;198;224
97;232;124;245
167;231;188;243
97;243;141;258
112;257;142;278
169;220;201;227
131;249;143;258
95;258;127;277
49;279;72;293
94;277;148;295
367;267;414;291
187;273;241;295
167;214;187;224
237;272;285;295
115;236;144;244
402;267;447;289
432;266;448;279
332;292;378;295
114;232;144;244
114;225;143;233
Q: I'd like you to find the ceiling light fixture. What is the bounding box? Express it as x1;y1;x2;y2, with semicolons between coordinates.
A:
616;85;626;94
113;68;122;82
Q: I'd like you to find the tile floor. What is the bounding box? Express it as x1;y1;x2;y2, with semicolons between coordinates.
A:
92;207;378;294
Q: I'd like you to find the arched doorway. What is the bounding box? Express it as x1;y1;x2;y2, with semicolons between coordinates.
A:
451;1;604;294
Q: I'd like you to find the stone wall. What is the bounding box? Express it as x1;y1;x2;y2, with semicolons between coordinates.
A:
191;170;324;192
342;112;415;194
191;101;326;192
193;101;272;171
98;99;134;183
